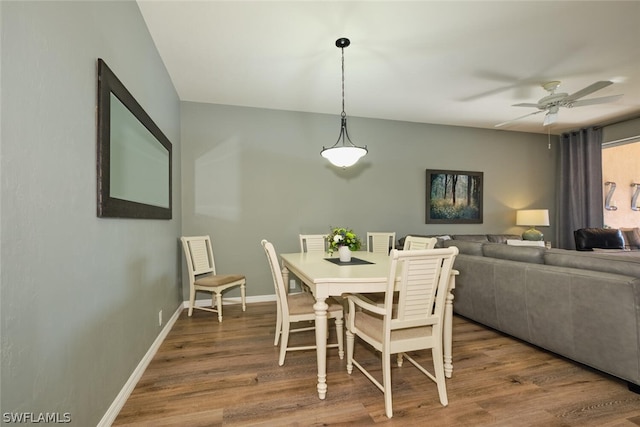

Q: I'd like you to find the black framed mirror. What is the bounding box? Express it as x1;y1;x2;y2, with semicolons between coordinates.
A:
97;58;172;219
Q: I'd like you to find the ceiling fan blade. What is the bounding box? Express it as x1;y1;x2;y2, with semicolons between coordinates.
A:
564;80;613;102
569;94;623;107
512;102;540;108
495;110;544;128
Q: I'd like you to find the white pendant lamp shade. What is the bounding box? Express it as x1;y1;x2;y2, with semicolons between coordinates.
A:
321;145;368;168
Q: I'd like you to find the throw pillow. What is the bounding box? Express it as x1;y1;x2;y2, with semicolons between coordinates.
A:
621;227;640;250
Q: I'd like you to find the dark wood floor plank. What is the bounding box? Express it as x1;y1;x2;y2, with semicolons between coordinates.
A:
113;302;640;426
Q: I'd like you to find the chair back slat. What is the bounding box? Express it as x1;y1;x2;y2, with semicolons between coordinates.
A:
389;248;457;330
403;236;438;250
397;257;441;321
182;236;216;276
299;234;327;253
367;232;396;254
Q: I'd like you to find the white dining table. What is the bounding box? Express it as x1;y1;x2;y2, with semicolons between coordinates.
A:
279;250;458;400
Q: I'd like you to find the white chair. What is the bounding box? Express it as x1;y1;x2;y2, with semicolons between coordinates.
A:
365;236;439;306
181;236;246;322
299;234;327;253
261;239;344;366
345;247;459;418
297;234;328;292
403;235;438;250
366;232;396;254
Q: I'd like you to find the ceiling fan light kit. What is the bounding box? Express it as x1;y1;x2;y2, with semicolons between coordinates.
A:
495;80;623;128
543;106;559;126
320;37;367;168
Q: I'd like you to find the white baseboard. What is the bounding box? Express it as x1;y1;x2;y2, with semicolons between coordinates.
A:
97;304;183;427
99;294;275;426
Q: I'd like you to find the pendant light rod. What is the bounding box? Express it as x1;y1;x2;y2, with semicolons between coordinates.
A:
336;37;349;116
321;37;367;168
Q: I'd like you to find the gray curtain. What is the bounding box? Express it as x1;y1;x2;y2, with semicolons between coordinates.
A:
556;127;604;249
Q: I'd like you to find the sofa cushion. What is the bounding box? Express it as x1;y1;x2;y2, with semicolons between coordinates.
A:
482;242;546;264
544;249;640;279
443;239;484;256
452;234;489;242
487;234;521;244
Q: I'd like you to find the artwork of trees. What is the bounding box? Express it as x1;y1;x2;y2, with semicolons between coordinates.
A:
426;170;483;223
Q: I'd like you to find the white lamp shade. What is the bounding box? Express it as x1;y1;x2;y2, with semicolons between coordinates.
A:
321;146;367;168
516;209;550;226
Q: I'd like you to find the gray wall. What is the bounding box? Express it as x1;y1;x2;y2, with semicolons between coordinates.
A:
181;102;557;298
1;1;182;425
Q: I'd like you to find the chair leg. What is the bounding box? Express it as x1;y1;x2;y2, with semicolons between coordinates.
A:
397;353;404;367
382;352;393;418
335;316;344;359
278;323;290;366
432;346;449;406
188;287;196;316
274;305;282;346
240;283;247;312
345;329;354;374
215;293;223;323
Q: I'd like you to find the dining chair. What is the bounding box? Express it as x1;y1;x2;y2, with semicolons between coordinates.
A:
299;234;328;253
367;232;396;254
297;234;328;293
361;237;439;308
403;235;438;250
181;235;246;322
261;239;344;366
345;247;459;418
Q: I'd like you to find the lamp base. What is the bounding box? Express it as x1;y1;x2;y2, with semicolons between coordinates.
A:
522;227;544;241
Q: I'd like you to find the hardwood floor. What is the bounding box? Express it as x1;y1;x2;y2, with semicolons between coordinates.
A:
113;301;640;426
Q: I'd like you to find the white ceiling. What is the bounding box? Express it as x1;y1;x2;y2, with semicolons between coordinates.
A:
136;0;640;135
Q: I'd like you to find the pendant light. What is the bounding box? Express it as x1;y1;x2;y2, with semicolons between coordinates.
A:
321;38;367;168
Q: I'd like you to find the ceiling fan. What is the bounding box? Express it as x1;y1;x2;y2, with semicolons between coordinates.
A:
495;80;623;128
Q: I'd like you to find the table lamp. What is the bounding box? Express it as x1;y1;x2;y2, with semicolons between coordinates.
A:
516;209;549;241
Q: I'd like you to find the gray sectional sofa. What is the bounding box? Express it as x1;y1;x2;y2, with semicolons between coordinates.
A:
446;239;640;391
398;233;523;248
399;234;640;391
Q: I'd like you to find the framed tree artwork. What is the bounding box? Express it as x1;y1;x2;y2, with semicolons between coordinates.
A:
426;169;483;224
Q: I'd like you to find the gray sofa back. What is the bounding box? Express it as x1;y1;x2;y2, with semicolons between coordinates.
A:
545;249;640;279
444;240;546;264
482;242;546;264
443;240;483;255
445;239;640;277
453;253;640;387
398;234;520;249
